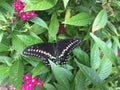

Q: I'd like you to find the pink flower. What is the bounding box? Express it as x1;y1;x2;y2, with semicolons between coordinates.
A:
13;0;24;12
22;74;43;90
12;74;43;90
10;86;16;90
27;77;38;85
36;80;43;87
13;0;37;21
58;25;66;34
21;2;26;7
29;11;37;18
21;84;26;90
21;83;34;90
23;73;32;82
20;12;29;21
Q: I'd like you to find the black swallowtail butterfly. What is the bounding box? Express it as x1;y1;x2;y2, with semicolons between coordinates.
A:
23;38;81;65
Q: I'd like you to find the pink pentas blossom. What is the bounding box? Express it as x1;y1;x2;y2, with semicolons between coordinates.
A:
29;11;37;18
17;5;23;11
21;84;29;90
12;73;43;90
20;12;29;21
28;83;34;90
21;83;34;90
21;84;26;90
10;86;16;90
23;73;32;81
21;1;26;7
13;0;37;21
36;80;43;87
22;74;43;90
31;77;38;84
13;0;24;12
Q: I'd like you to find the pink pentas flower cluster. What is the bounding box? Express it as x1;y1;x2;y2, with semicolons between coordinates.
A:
22;74;43;90
13;0;37;21
10;74;43;90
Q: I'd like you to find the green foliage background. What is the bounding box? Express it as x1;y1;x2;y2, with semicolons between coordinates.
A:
0;0;120;90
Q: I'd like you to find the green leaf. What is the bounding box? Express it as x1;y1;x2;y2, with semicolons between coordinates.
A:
32;62;49;77
48;13;59;41
12;33;25;53
90;44;100;69
106;39;112;48
62;0;69;8
30;17;48;30
92;9;108;33
75;60;102;86
23;56;39;67
107;21;119;36
73;47;89;65
0;1;14;14
54;83;67;90
45;73;54;83
0;56;11;65
24;0;58;11
44;83;56;90
63;12;93;26
97;57;112;80
62;64;73;70
66;26;76;36
17;31;42;46
112;36;120;48
0;12;6;22
74;70;86;90
0;65;9;82
65;8;71;20
9;60;24;90
22;0;31;4
31;24;46;34
0;31;3;42
0;43;9;52
50;60;73;89
90;33;118;65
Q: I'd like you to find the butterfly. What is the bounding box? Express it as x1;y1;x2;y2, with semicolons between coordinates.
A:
23;38;81;65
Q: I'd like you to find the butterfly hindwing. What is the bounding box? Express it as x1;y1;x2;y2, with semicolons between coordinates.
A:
57;38;81;64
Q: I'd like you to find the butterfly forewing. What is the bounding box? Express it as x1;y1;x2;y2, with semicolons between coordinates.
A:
23;43;57;64
57;38;81;64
